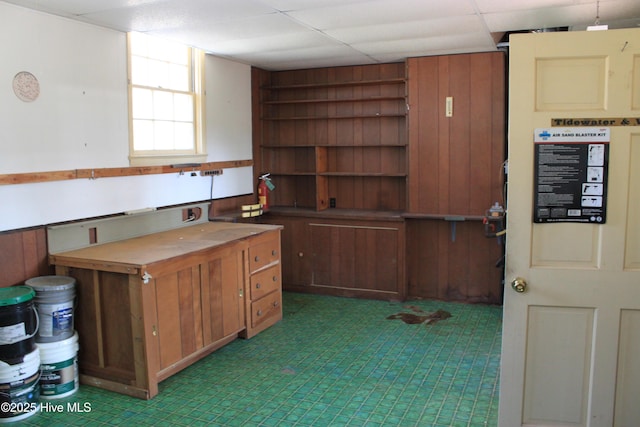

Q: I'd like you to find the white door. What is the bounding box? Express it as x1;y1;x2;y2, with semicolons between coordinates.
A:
500;28;640;427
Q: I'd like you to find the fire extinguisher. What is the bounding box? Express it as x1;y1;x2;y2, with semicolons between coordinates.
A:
258;173;273;211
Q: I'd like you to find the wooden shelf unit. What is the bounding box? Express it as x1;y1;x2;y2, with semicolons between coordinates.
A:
251;54;505;304
254;63;408;213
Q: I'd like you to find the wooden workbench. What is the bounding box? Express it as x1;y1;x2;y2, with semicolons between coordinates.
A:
50;222;283;399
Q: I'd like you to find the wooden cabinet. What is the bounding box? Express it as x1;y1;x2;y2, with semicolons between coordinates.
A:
49;222;282;399
242;231;283;338
261;210;406;300
252;63;408;301
253;63;407;211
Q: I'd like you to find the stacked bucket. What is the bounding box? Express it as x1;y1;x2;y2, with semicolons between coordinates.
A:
0;286;41;422
0;276;78;423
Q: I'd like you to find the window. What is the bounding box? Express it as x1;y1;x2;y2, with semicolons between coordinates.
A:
128;32;206;166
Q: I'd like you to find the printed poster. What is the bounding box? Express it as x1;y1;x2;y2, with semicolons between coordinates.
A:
533;128;609;223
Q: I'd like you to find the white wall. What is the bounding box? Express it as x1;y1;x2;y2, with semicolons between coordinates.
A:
0;3;253;232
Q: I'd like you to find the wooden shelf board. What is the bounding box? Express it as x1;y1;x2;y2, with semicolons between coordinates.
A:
267;172;316;176
261;78;405;90
262;144;408;148
263;114;406;121
263;96;405;105
265;206;406;222
1;160;253;186
319;172;407;177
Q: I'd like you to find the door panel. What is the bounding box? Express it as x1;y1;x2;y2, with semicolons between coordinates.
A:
535;57;607;111
500;28;640;427
531;223;599;267
615;309;640;425
625;136;640;269
523;306;594;425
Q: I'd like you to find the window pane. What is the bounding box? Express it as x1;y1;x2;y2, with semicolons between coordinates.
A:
129;32;148;56
174;93;193;122
154;121;174;150
148;59;169;89
132;88;153;119
131;56;149;86
169;63;189;91
153;91;174;121
174;122;194;150
132;120;154;150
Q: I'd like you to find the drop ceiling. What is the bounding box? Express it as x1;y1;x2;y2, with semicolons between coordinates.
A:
3;0;640;70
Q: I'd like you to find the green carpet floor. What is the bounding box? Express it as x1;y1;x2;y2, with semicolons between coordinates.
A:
18;292;502;426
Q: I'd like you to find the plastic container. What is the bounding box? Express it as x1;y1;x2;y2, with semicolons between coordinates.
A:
37;331;79;399
0;286;38;364
25;276;76;343
0;348;40;422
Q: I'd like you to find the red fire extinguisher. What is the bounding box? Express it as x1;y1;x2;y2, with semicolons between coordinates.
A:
258;173;272;211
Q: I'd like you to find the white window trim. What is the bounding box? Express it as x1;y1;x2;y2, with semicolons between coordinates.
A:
127;34;207;167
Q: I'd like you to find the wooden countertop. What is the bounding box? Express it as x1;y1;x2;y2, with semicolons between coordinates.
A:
49;222;282;268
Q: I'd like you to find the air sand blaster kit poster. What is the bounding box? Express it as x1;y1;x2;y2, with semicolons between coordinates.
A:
533;128;610;223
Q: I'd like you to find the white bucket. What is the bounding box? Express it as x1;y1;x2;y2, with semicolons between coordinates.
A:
37;332;79;399
25;276;76;343
0;348;40;423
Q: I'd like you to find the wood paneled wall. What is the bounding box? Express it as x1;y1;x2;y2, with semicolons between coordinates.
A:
404;52;506;304
406;219;503;304
407;52;506;216
0;227;51;288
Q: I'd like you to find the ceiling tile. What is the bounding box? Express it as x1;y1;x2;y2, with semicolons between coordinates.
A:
79;0;278;32
260;0;372;12
326;15;486;44
287;0;476;30
353;31;496;57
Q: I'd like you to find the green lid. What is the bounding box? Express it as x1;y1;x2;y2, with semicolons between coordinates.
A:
0;286;35;306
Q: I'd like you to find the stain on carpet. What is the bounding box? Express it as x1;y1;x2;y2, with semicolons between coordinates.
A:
386;307;452;326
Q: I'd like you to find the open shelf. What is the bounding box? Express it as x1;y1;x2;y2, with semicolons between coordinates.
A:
256;62;407;211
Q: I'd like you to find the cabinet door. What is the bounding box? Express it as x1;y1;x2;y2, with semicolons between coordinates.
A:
153;248;244;371
154;266;203;371
201;248;245;345
310;221;404;298
260;216;312;288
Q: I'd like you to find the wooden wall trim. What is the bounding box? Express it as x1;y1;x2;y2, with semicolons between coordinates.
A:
0;160;253;186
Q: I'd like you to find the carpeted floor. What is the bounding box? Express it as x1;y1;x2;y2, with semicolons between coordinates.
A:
18;292;502;426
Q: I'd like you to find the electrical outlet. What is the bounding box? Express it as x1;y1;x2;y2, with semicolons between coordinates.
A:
201;169;223;176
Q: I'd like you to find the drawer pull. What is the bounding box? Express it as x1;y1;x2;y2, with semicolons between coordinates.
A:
272;250;278;256
273;301;279;308
273;276;278;282
254;255;259;262
257;310;263;316
256;283;261;289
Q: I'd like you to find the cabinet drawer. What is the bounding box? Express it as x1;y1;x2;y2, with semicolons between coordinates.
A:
250;265;281;300
249;238;280;273
250;292;282;329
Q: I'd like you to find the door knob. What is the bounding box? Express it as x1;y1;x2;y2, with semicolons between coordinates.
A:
511;277;527;293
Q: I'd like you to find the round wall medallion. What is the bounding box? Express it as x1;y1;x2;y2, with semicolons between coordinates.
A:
12;71;40;102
